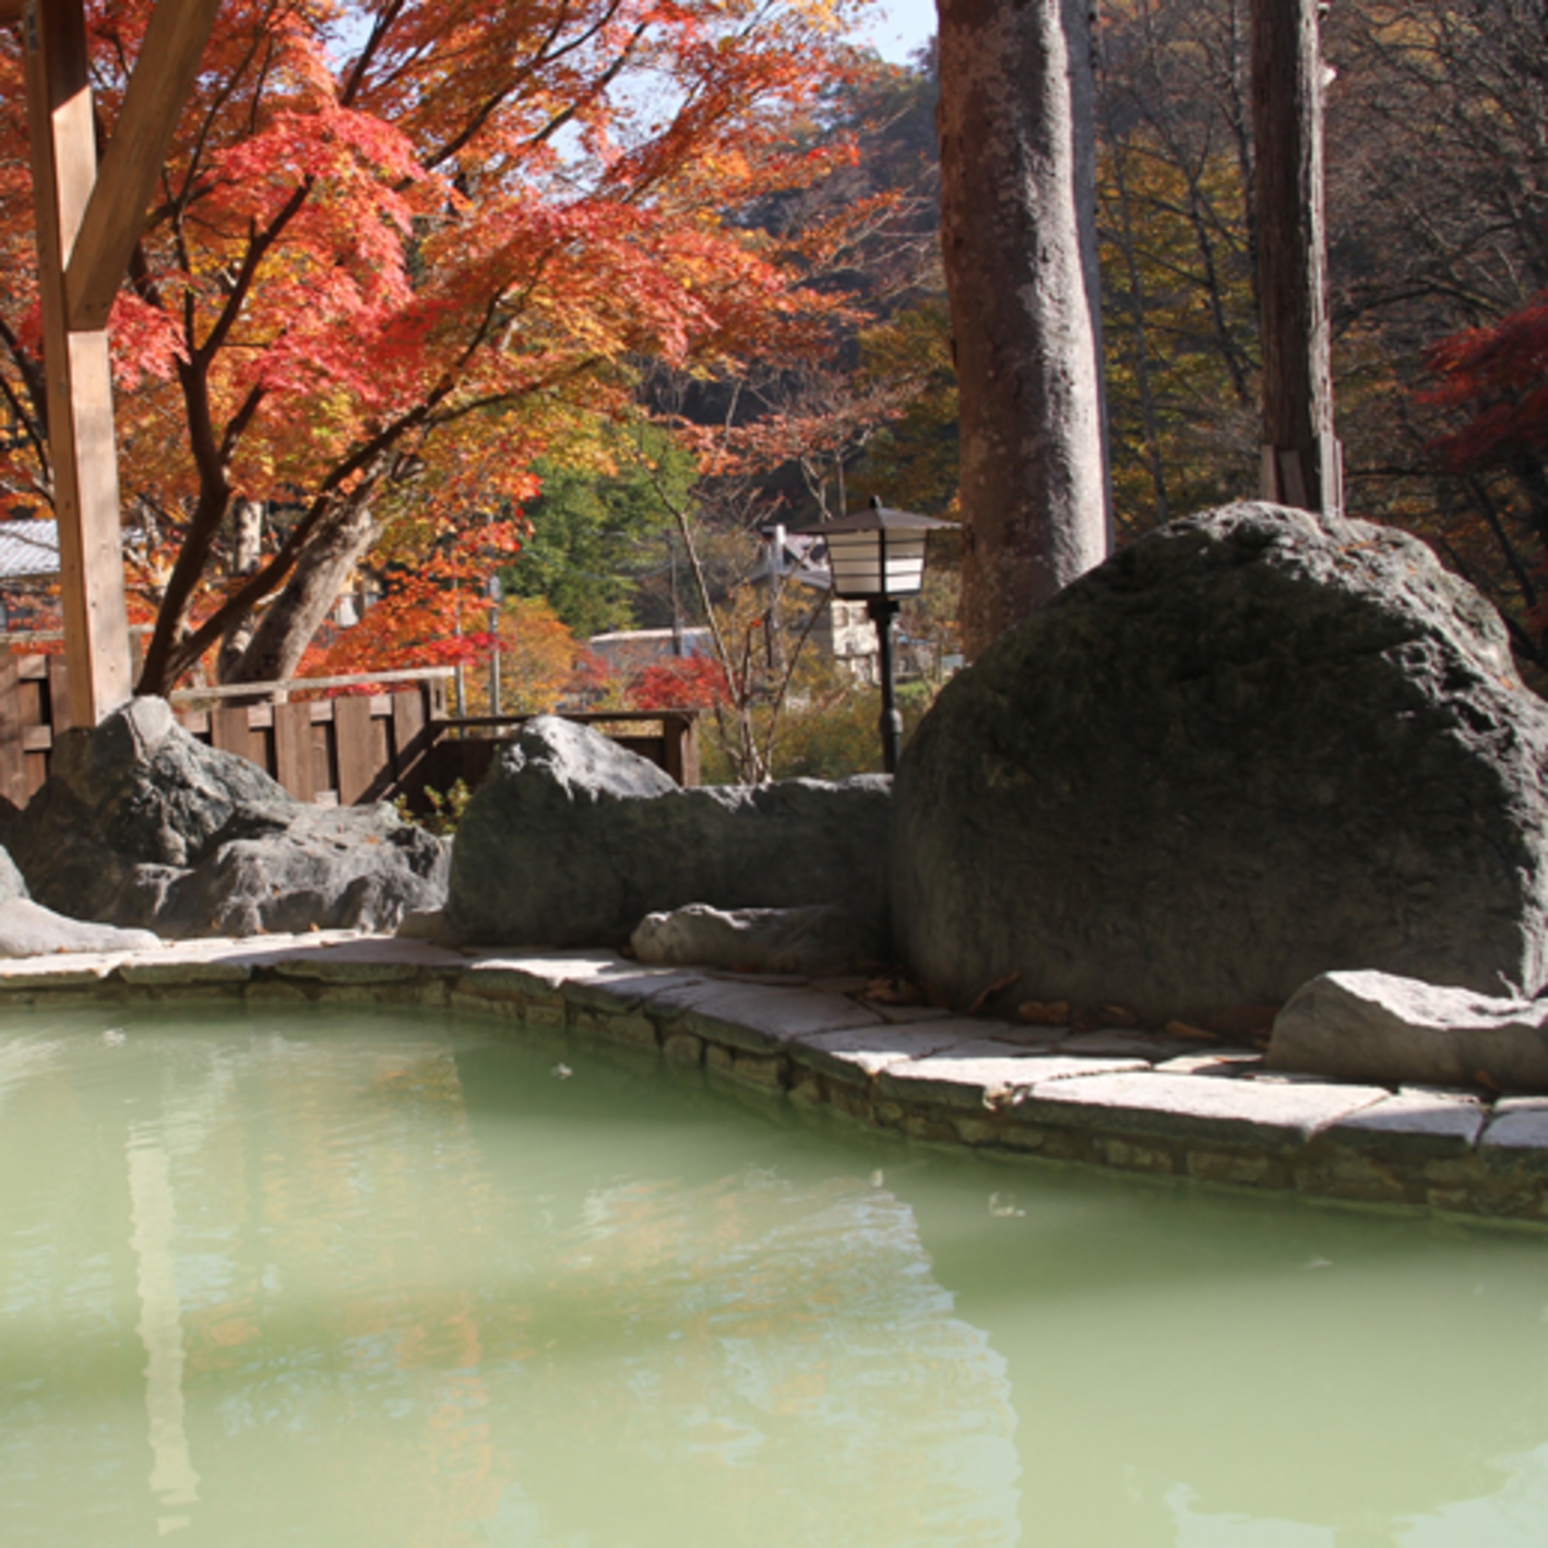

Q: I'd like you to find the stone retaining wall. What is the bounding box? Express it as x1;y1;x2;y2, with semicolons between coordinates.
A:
3;934;1546;1228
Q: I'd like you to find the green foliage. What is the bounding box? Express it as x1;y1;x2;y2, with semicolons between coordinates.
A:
852;299;960;516
393;779;474;837
699;669;941;784
504;422;699;640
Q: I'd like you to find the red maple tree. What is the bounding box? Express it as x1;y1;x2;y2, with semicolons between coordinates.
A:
0;0;875;693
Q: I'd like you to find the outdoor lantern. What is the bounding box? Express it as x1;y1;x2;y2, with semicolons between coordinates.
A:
820;497;958;774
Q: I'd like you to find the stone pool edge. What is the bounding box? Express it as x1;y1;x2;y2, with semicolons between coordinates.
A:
5;932;1548;1230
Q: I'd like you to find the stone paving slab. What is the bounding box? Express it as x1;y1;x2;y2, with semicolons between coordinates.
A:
1480;1099;1548;1172
880;1042;1152;1110
661;980;882;1054
1322;1088;1487;1157
455;950;638;1004
790;1023;967;1085
1054;1029;1180;1060
276;937;468;982
0;952;127;986
1;932;1547;1225
562;967;708;1014
1014;1070;1389;1150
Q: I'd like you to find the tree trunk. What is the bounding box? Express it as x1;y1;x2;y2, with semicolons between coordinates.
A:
224;500;378;686
937;0;1111;659
216;498;264;682
1252;0;1340;515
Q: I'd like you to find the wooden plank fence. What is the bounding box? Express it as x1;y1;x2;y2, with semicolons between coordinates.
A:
0;652;700;809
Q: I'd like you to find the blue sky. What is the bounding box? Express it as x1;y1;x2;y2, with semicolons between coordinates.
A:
857;0;936;63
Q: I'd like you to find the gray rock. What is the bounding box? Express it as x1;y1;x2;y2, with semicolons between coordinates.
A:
631;902;876;976
7;697;448;938
0;897;158;957
892;503;1548;1018
0;847;27;903
445;716;890;947
1269;969;1548;1091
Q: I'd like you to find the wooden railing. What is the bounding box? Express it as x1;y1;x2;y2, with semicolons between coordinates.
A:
0;652;701;808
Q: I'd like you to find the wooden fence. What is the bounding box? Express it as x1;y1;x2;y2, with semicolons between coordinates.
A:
0;652;700;809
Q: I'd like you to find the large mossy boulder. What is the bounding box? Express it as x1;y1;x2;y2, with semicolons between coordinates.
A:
445;716;890;947
892;502;1548;1019
4;697;448;937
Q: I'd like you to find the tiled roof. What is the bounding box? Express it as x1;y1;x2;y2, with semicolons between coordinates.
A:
0;520;58;584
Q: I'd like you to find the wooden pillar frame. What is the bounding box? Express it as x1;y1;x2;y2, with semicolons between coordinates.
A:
13;0;219;725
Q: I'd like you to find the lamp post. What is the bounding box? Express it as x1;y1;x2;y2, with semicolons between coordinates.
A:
820;497;958;774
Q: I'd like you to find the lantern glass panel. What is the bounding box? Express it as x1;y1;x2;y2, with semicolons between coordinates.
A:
826;528;929;599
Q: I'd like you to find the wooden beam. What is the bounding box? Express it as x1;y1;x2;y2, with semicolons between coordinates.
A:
66;0;221;331
25;0;134;724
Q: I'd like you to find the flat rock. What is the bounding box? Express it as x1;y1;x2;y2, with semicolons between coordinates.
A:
1270;970;1548;1090
0;897;158;958
892;504;1548;1019
1013;1070;1389;1150
445;716;890;948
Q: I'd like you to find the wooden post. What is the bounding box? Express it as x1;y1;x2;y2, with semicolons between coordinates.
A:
16;0;220;724
1252;0;1342;517
23;0;134;724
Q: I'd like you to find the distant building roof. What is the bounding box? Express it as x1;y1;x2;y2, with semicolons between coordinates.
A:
588;626;714;669
749;528;832;590
0;520;59;585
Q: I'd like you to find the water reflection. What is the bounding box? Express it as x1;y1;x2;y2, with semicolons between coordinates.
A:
0;1004;1546;1546
898;1164;1548;1546
126;1134;199;1530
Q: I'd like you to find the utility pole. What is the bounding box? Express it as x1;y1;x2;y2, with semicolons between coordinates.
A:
1252;0;1342;516
487;574;502;716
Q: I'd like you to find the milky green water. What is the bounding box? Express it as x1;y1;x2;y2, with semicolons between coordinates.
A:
2;1006;1547;1547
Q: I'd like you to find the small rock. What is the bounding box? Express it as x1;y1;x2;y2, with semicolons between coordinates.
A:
631;903;874;977
1269;969;1548;1091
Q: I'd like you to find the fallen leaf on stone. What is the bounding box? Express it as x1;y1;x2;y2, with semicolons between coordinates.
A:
863;976;924;1005
1092;1002;1140;1029
1164;1019;1221;1042
1017;999;1071;1026
968;972;1022;1016
1474;1068;1503;1095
